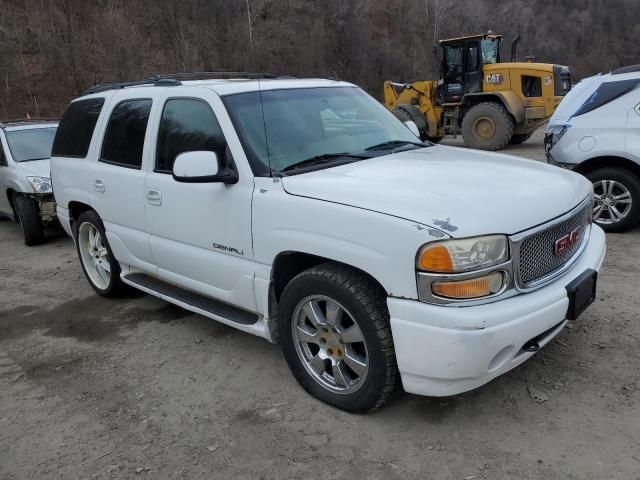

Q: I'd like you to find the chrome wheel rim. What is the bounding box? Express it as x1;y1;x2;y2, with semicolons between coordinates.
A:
593;180;633;225
292;295;369;394
78;222;111;290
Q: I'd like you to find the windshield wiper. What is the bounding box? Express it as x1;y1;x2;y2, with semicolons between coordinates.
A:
364;140;427;151
279;153;370;173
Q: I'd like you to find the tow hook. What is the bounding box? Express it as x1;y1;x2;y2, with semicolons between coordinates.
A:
522;340;540;353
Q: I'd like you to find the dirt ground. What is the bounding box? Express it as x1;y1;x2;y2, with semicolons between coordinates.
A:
1;132;639;480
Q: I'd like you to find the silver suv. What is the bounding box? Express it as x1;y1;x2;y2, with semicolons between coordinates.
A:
0;120;58;245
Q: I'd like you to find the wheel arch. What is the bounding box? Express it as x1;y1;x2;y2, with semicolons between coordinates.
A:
68;201;94;232
461;92;523;124
268;251;389;319
573;156;640;179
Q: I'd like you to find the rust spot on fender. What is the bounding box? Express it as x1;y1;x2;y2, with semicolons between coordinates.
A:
432;218;458;233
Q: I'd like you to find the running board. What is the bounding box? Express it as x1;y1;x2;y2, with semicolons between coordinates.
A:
123;273;259;325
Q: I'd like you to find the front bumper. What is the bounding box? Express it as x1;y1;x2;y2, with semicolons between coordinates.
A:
388;225;606;397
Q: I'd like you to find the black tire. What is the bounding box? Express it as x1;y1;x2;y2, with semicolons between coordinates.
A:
585;167;640;232
14;194;45;246
509;132;534;145
461;102;514;151
74;210;127;297
279;263;398;413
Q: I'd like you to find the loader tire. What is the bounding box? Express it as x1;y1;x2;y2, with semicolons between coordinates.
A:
462;102;514;151
509;132;534;145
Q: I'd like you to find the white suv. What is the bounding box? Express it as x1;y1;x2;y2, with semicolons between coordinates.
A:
546;65;640;232
52;75;606;412
0;120;58;245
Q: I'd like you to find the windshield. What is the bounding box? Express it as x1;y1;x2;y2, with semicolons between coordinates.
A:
5;127;57;162
481;39;500;64
223;87;419;174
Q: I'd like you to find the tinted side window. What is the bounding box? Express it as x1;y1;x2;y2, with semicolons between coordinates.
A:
156;99;226;173
52;98;105;158
100;99;152;169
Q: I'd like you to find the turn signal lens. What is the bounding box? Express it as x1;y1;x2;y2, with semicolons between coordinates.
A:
432;272;504;299
418;245;454;272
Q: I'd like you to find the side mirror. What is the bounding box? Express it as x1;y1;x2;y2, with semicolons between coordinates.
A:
172;151;238;184
404;120;420;138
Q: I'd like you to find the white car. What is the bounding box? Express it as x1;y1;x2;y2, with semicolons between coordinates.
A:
51;75;606;412
546;65;640;232
0;120;58;245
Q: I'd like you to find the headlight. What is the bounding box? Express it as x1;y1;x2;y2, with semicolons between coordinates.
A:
27;176;52;194
417;235;509;273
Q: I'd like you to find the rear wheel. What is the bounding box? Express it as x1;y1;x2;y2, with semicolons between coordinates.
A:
586;167;640;232
279;263;398;413
75;210;126;296
509;132;534;145
14;194;44;246
461;102;514;151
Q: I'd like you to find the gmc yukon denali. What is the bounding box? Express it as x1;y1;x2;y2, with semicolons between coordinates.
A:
51;75;606;412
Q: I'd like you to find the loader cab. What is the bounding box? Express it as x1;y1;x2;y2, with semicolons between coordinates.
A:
441;34;502;103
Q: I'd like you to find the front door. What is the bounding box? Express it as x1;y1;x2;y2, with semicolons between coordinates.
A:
464;40;483;94
443;43;465;103
143;89;256;312
0;135;11;217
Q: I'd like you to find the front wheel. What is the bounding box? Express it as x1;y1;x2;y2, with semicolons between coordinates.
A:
586;167;640;232
509;132;534;145
14;194;45;246
75;210;126;296
461;102;514;151
279;263;398;413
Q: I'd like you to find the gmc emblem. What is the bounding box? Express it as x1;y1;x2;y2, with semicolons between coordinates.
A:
554;227;581;256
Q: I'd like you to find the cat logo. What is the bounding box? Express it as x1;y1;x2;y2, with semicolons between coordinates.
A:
486;73;503;85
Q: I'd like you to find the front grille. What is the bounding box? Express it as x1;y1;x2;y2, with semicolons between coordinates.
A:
517;201;592;286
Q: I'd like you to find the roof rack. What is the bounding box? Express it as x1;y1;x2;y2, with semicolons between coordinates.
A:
83;78;182;96
612;65;640;75
0;118;59;129
82;72;286;96
146;71;279;81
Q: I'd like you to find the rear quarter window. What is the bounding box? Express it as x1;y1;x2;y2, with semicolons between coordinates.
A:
52;98;105;158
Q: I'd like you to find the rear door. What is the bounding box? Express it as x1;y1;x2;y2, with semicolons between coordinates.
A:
90;91;155;272
143;88;256;312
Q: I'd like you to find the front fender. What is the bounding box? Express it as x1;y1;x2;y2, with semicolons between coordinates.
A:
252;179;449;300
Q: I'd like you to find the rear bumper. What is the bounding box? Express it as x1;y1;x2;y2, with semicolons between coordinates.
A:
56;205;73;237
388;225;606;397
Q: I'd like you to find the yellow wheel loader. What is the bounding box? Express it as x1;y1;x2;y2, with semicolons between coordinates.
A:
384;33;572;150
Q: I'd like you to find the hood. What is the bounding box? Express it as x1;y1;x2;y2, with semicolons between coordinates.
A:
281;146;591;238
16;159;51;178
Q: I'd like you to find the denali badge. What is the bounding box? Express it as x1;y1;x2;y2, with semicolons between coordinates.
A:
554;227;581;256
212;243;244;256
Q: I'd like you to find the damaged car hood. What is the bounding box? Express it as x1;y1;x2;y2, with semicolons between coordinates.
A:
281;146;592;237
16;159;51;178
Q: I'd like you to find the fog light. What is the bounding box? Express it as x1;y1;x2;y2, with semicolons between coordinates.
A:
432;272;504;299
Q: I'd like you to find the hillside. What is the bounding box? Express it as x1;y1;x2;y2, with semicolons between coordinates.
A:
1;0;638;117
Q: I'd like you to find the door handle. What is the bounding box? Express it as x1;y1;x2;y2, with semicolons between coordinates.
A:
145;189;162;206
93;179;105;193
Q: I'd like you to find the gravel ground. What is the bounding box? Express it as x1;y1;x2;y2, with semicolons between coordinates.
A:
1;132;639;480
